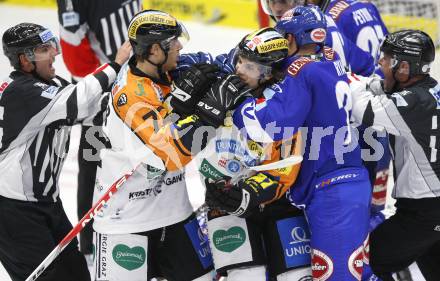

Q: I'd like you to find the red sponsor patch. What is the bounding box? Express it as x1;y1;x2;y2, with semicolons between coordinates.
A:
218;157;227;168
372;169;388;206
311;28;326;43
328;0;350;21
312;249;334;281
0;82;9;94
287;57;313;76
349;245;364;280
323;46;335;61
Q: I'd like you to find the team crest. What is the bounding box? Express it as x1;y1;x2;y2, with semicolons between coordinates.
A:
117;93;127;106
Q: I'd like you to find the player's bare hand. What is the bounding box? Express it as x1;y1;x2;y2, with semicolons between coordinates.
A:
115;41;132;65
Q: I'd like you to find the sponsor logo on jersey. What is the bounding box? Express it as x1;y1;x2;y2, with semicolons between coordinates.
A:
277;217;312;268
62;11;80;27
112;244;146;270
213;226;246;252
372;170;388;206
128;185;162;200
184;219;213;269
311;28;326;43
199;159;226;181
215;139;257;166
323;46;335;61
312;249;334;281
218;157;227;168
117;93;128;106
164;172;185;185
328;0;350;21
363;235;370;265
146;164;164;179
315;173;359;188
98;234;108;278
429;84;440;109
40;86;59;99
226;159;241;173
287;57;313;77
247;140;264;157
349;245;364;280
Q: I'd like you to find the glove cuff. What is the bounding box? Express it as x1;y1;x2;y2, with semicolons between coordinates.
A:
229;189;251;217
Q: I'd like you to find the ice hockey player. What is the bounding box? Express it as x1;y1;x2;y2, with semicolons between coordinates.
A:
200;27;312;281
92;9;252;281
232;6;372;280
56;0;143;262
349;29;440;281
260;0;376;76
0;23;131;281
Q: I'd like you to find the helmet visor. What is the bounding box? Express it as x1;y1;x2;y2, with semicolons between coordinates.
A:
159;21;190;50
260;0;301;19
24;29;61;62
235;55;272;80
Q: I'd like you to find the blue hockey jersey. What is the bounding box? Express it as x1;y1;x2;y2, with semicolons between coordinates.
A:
233;47;363;206
327;0;388;59
324;14;375;76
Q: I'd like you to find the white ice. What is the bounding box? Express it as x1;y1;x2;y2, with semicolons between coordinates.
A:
0;3;437;281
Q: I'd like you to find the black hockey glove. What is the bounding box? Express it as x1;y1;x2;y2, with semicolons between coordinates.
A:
170;63;220;116
195;74;253;128
205;173;278;218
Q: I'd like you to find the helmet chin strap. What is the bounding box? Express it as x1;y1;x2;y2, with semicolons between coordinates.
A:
146;44;170;83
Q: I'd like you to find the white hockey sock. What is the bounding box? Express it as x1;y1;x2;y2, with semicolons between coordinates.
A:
277;266;312;281
226;265;266;281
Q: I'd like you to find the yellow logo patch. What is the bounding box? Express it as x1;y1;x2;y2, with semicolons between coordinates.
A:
129;14;176;39
256;38;288;54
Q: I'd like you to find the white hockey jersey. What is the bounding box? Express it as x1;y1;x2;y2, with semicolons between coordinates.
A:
93;62;194;234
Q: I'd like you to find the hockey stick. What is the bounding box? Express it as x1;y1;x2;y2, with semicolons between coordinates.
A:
248;155;303;171
25;164;162;281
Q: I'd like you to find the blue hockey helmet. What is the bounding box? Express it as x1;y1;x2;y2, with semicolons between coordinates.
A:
275;5;327;47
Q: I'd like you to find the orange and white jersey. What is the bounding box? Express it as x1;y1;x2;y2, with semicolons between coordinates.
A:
93;60;193;234
198;121;302;205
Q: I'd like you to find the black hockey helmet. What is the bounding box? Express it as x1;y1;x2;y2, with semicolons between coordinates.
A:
2;23;60;69
380;29;435;76
237;27;288;68
128;9;189;59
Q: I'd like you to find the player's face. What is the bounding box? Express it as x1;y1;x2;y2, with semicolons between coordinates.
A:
269;0;297;19
236;56;272;89
163;38;183;71
33;42;59;80
378;52;396;92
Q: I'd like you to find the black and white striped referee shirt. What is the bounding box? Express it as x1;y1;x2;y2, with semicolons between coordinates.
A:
0;63;118;202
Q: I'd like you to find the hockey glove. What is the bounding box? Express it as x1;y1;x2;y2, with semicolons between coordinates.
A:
195;74;253;128
170;63;220;116
205;173;279;218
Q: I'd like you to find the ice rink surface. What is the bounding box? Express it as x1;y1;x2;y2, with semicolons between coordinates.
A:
0;4;438;281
